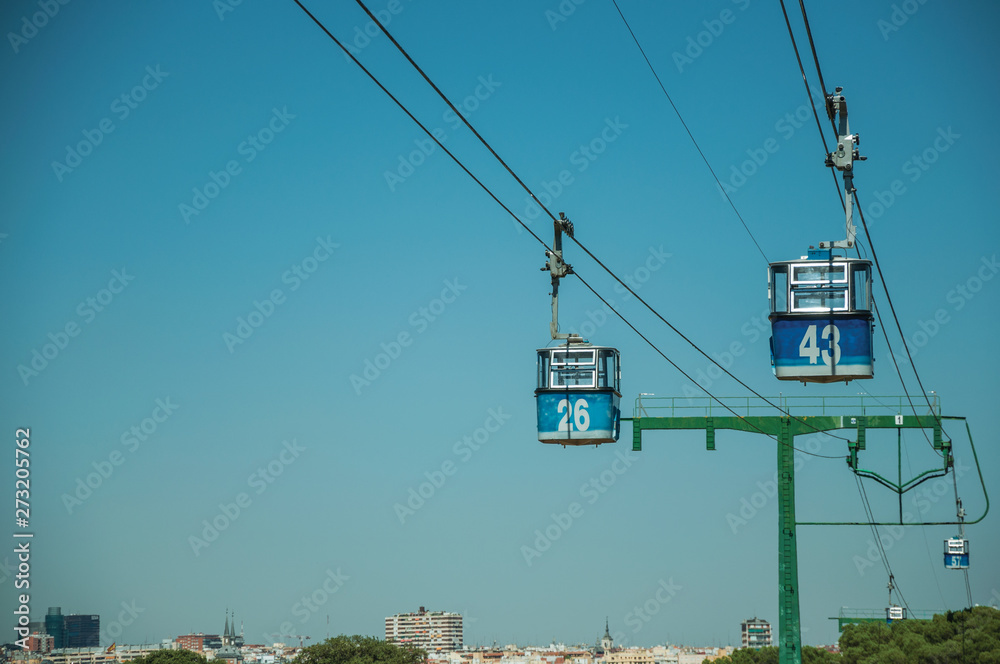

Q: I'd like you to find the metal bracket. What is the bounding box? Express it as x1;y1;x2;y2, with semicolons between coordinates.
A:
819;87;867;251
543;213;576;340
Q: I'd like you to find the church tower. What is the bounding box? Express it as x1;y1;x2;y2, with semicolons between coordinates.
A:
600;618;613;652
217;611;244;664
223;611;238;647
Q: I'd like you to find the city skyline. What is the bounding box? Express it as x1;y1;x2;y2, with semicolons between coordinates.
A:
13;611;772;653
10;623;760;664
15;602;785;651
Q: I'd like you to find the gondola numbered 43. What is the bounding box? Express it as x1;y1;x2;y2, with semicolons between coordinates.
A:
768;88;875;384
768;249;874;383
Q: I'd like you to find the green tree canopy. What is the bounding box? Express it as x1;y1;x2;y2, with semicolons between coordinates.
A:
129;650;208;664
707;607;1000;663
839;606;1000;663
297;635;426;664
716;646;777;664
705;645;837;664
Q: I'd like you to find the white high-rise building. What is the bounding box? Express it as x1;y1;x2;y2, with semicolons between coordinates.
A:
740;617;772;649
385;607;463;652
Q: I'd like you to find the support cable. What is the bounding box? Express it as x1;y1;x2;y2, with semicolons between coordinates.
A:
856;193;944;431
790;2;929;433
610;3;941;458
871;297;942;457
785;0;947;453
777;0;845;212
855;473;892;580
298;9;986;611
899;428;950;606
850;400;949;606
569;233;849;446
952;462;974;607
288;0;844;458
611;0;768;262
855;473;911;613
341;0;855;449
351;0;560;225
287;0;550;252
572;271;842;457
795;0;837;137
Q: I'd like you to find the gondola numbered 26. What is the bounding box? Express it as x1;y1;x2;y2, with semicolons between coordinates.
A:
535;215;621;446
536;342;620;445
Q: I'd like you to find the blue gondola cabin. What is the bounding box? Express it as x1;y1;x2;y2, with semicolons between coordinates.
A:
768;248;874;383
944;537;970;569
536;341;620;445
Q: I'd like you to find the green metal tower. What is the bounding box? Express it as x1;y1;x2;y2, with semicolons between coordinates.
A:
626;394;987;664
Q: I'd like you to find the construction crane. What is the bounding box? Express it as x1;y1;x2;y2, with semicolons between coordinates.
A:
281;634;311;649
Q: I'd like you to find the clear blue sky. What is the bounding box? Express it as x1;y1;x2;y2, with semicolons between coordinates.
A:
2;0;998;650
